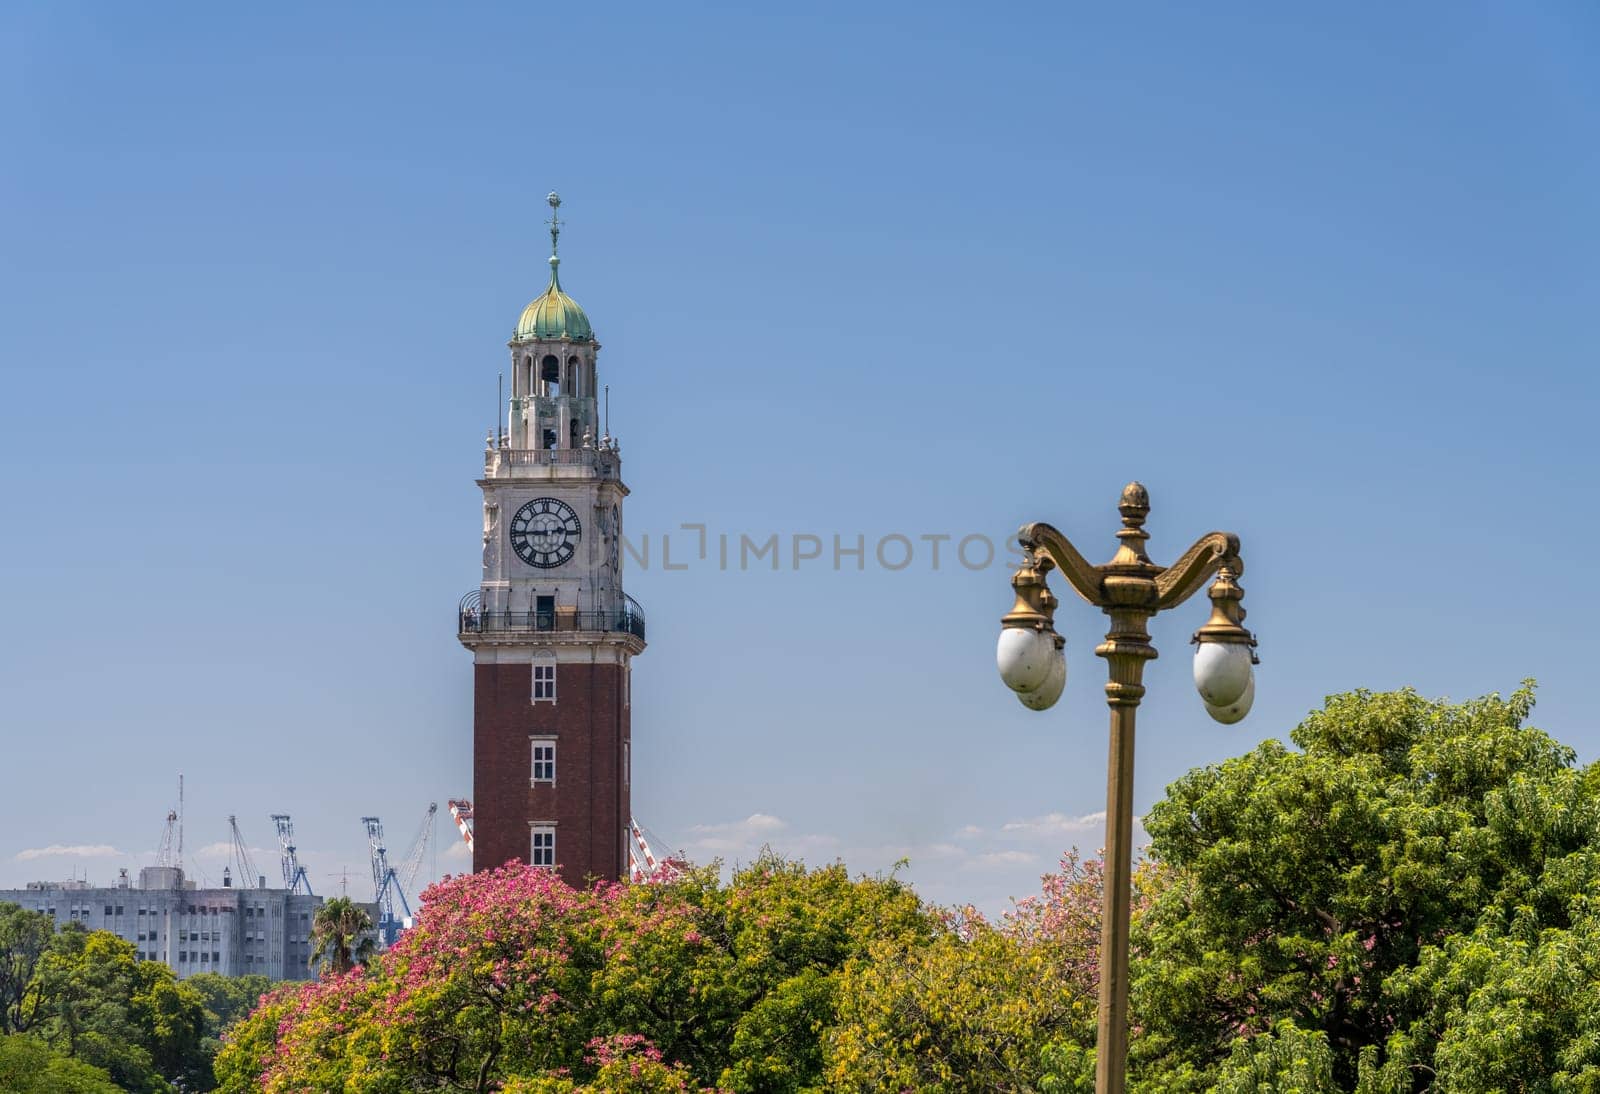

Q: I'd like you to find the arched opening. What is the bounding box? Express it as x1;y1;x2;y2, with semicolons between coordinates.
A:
523;355;534;396
567;355;583;397
541;355;561;397
569;418;580;449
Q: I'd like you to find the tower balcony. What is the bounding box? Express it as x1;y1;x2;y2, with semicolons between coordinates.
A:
484;445;621;481
457;592;646;647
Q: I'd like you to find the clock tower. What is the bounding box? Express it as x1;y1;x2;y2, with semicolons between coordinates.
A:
458;193;645;885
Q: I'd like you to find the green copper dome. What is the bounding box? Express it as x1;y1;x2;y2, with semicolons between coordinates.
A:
514;257;593;343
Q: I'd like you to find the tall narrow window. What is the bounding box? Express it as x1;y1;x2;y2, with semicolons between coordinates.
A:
532;739;556;783
531;825;556;868
532;656;556;703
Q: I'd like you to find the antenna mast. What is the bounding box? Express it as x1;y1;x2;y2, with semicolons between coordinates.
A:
177;773;184;872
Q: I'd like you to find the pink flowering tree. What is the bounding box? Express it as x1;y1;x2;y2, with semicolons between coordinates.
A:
217;854;929;1093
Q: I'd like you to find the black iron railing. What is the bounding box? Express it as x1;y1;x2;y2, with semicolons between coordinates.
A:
457;594;645;642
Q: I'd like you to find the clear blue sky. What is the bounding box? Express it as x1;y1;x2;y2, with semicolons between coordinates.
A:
2;3;1596;911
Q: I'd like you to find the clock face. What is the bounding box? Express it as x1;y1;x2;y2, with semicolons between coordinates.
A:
509;497;581;569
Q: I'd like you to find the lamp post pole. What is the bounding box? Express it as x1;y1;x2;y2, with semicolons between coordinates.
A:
997;483;1257;1094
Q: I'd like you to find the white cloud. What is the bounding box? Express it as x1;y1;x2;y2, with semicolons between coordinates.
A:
689;813;787;836
15;844;121;861
686;814;790;853
999;811;1107;837
974;850;1038;867
188;842;280;864
445;840;472;860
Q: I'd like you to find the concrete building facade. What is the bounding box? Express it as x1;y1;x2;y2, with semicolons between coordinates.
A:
458;193;646;885
0;867;352;981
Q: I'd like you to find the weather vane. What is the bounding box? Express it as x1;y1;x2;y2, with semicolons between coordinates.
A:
546;190;562;258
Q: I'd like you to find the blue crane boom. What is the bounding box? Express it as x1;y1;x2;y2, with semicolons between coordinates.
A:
361;815;412;947
271;814;313;895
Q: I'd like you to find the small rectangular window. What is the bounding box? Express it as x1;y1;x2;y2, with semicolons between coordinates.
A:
531;825;556;869
532;660;556;703
532;740;556;783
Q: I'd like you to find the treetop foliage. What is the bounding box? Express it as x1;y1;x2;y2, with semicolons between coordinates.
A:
216;683;1600;1093
0;904;270;1092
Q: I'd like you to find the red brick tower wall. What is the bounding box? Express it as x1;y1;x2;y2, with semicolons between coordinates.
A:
472;660;630;885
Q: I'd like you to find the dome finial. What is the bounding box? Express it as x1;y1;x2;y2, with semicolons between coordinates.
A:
513;190;594;342
546;191;562;258
545;191;564;288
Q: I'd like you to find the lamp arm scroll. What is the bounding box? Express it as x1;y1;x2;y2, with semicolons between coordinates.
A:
1155;531;1241;610
1018;522;1104;606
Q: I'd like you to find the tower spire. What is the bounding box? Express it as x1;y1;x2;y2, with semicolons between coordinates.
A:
546;190;563;290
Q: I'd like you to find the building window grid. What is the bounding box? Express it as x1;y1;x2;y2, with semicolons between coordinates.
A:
531;825;556;868
532;659;556;703
532;739;556;783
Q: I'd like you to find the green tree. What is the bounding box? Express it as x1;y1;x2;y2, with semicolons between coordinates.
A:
827;851;1167;1093
184;972;275;1089
1210;1022;1340;1093
827;916;1090;1092
0;1032;122;1094
31;926;210;1092
1131;682;1598;1090
309;896;376;975
185;972;274;1040
0;903;53;1034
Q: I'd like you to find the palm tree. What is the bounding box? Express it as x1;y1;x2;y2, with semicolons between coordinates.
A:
309;898;376;976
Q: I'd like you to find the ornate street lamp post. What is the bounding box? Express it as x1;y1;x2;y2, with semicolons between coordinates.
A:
996;482;1257;1094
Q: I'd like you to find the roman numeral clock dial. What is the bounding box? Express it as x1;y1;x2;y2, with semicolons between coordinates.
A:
509;497;581;569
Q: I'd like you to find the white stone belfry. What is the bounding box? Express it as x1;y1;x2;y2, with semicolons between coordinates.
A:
469;191;639;646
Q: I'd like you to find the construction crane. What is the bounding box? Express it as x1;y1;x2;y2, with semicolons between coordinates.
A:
227;815;259;889
397;803;438;903
271;814;313;895
155;774;184;870
361;816;413;947
628;817;687;884
155;809;179;868
447;799;474;853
